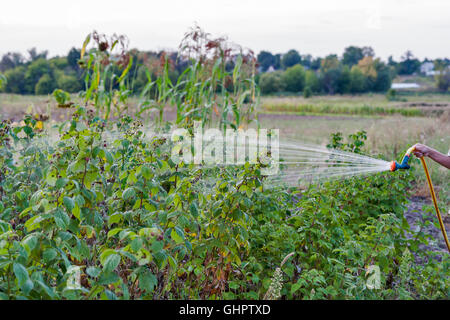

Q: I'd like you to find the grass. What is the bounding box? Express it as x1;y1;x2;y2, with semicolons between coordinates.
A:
260;93;449;117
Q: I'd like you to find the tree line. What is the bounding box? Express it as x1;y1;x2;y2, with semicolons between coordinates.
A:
257;47;450;95
1;45;449;96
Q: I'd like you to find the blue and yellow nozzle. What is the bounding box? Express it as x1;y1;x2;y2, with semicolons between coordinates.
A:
390;145;450;252
389;146;415;171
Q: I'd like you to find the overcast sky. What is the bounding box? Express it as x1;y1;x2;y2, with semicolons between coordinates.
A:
1;0;450;61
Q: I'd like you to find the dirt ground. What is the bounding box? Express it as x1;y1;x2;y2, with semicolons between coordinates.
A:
405;197;450;262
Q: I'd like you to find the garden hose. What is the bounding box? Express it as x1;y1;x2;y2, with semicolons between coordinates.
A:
390;146;450;253
419;157;450;252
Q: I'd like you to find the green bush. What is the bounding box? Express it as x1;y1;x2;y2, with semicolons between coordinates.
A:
35;74;55;95
57;74;82;93
282;64;305;93
303;86;312;98
305;70;320;93
0;73;6;90
259;71;285;94
3;66;26;94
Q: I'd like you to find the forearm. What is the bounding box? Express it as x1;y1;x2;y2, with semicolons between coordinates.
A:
428;148;450;169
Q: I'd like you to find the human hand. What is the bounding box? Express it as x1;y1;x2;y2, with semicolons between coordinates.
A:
412;143;431;158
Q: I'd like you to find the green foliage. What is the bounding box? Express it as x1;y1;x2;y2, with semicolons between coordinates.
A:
3;66;26;94
282;64;305;93
0;117;447;300
397;51;421;75
342;46;364;67
435;71;450;92
303;87;312;98
281;50;301;69
35;74;55;95
57;74;83;93
305;70;320;93
52;89;72;106
257;51;276;72
350;66;367;93
259;71;285;95
0;73;6;89
386;88;397;101
25;59;53;93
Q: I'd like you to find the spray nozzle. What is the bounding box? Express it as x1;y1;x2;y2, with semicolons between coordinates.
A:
390;146;416;172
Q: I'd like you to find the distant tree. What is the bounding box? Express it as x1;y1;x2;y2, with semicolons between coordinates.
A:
320;68;341;94
56;74;83;93
305;70;320;92
349;66;367;93
35;74;55;95
0;73;6;90
387;55;397;67
259;71;285;94
320;55;342;94
273;54;282;69
25;58;53;93
435;71;450;92
0;52;25;72
257;51;275;72
321;55;340;73
357;56;377;79
362;46;375;57
310;57;322;71
434;59;449;72
281;50;301;69
373;59;392;92
28;48;48;62
336;65;351;94
301;54;313;69
342;46;364;67
397;50;421;75
282;64;306;93
3;66;26;93
67;48;81;70
50;57;68;70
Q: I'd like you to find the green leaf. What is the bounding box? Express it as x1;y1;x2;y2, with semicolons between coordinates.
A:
141;165;151;180
100;249;117;266
131;238;143;252
171;227;184;244
103;254;121;273
43;249;58;263
54;208;70;229
24;215;45;232
55;178;69;189
103;150;114;164
13;263;34;294
151;241;163;253
86;266;101;278
122;188;136;201
189;202;198;218
63;196;75;212
108;213;123;226
138;270;157;293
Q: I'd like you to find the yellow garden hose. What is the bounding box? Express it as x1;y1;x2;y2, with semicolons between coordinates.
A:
391;146;450;253
419;157;450;253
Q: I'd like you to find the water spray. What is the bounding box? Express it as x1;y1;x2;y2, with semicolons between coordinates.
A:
390;145;450;253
